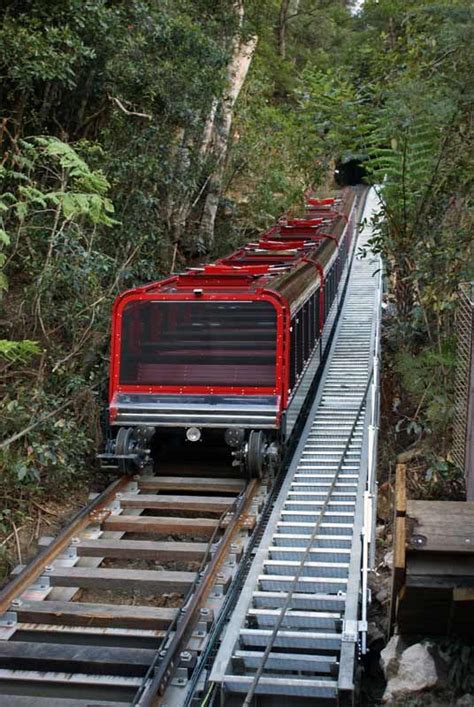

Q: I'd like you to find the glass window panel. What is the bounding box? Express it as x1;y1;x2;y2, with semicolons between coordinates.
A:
119;300;277;388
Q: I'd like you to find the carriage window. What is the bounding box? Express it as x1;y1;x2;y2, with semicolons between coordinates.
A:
296;315;304;374
119;300;277;388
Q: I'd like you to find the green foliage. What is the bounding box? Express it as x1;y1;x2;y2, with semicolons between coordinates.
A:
2;137;118;227
1;388;93;492
0;0;358;509
297;0;473;461
0;136;116;502
297;68;372;165
0;0;472;510
395;345;456;434
0;340;41;363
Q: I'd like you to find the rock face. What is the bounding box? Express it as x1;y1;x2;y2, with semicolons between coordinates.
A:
367;621;385;649
383;550;394;570
456;696;474;707
381;641;439;703
380;635;403;680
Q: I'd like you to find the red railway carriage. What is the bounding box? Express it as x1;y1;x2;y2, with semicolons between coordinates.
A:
104;188;357;476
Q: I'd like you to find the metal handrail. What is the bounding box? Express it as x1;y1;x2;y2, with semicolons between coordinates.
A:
360;258;383;654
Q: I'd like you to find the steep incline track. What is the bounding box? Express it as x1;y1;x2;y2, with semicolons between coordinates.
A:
209;187;382;706
0;187;380;707
0;474;263;706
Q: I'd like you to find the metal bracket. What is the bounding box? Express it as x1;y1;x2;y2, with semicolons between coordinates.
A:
341;619;358;642
0;611;17;640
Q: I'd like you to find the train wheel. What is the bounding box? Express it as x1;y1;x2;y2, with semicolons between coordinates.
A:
115;427;143;474
247;430;267;479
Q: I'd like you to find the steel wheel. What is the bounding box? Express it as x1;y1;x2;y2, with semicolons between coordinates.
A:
247;430;267;479
115;427;137;474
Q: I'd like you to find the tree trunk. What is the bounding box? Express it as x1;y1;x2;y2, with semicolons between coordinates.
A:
199;98;218;162
277;0;291;58
198;31;257;250
277;0;301;59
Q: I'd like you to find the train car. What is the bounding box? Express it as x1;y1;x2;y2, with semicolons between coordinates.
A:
101;188;358;476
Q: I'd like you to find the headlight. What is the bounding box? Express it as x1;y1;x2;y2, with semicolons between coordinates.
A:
186;427;201;442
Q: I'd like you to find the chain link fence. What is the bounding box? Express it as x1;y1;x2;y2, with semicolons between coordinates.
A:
453;282;474;499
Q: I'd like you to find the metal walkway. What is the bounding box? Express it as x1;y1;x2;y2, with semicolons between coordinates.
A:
210;188;383;706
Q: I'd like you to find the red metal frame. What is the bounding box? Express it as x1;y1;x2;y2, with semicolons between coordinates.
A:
109;290;291;410
108;189;355;425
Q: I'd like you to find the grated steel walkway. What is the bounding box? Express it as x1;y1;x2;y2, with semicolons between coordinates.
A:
210;188;383;706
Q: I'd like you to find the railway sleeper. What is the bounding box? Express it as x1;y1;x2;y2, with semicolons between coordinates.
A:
11;600;180;630
38;537;214;562
0;640;156;676
0;669;140;703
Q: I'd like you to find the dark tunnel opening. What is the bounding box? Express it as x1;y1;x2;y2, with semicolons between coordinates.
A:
334;157;367;186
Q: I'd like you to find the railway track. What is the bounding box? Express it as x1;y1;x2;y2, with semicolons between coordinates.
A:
0;471;265;706
208;186;382;706
0;186;378;706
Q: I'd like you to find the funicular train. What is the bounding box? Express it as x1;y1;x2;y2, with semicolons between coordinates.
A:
101;188;357;477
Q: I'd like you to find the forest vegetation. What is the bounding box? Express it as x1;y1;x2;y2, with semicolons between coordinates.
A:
0;0;473;546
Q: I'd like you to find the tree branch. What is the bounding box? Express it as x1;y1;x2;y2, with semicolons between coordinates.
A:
108;95;152;120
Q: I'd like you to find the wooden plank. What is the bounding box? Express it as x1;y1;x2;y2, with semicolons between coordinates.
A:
407;574;474;589
119;493;234;512
453;588;474;602
406;500;474;553
14;624;165;648
407;500;474;517
139;476;245;494
407;554;474;578
0;641;155;676
39;537;210;561
103;515;219;537
390;514;406;629
394;516;406;572
47;567;196;592
407;532;474;554
395;464;406;517
77;538;209;560
15;600;178;629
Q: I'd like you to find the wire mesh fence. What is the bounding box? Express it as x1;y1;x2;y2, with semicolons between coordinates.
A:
453;282;474;498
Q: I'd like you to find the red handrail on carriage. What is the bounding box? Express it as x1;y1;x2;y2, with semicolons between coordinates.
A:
306;197;336;207
285;217;324;228
200;263;271;276
258;239;306;250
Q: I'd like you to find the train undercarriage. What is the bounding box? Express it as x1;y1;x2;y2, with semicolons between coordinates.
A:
100;425;281;479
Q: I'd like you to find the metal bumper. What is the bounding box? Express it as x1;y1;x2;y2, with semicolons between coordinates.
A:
110;393;280;429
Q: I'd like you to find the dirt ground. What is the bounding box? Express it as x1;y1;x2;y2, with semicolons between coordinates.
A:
0;489;89;585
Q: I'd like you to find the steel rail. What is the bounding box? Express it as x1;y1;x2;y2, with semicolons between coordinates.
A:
181;186;371;707
135;478;259;707
0;474;132;615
